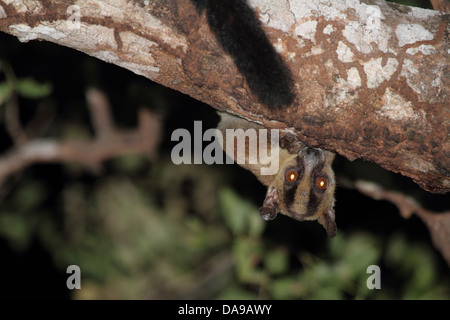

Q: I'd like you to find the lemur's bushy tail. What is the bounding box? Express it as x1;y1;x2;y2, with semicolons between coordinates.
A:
190;0;295;109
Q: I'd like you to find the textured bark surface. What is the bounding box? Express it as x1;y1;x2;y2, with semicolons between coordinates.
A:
0;0;448;193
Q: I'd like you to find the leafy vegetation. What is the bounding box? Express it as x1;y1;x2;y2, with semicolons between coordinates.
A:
0;149;448;299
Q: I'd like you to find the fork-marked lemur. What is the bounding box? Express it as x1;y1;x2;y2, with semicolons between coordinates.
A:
191;0;337;237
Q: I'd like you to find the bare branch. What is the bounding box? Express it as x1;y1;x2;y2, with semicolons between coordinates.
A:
86;87;116;139
342;179;450;266
5;93;28;145
0;89;162;184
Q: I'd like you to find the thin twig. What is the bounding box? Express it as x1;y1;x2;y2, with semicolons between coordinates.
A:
3;63;28;145
86;88;115;139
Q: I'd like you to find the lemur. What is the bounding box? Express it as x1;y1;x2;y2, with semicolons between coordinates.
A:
191;0;337;237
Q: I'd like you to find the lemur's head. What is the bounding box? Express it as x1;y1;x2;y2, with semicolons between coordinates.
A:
259;147;337;238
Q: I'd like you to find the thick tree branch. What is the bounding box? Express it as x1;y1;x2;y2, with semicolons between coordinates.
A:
0;0;448;193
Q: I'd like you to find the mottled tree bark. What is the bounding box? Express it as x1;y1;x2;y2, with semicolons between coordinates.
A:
0;0;448;193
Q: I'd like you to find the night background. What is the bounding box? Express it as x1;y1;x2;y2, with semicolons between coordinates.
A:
0;0;448;299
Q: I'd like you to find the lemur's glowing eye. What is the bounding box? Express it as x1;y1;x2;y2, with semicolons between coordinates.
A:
285;170;298;182
316;177;328;191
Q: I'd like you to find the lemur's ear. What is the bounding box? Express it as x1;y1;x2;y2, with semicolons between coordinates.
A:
318;207;337;238
259;187;280;220
279;132;305;154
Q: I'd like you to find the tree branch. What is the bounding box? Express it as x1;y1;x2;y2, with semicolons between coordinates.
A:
341;178;450;266
0;88;162;183
0;0;448;193
430;0;450;13
3;62;28;145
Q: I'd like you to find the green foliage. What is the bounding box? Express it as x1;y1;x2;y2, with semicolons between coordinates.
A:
0;213;34;252
0;61;53;107
11;181;47;211
0;81;12;104
219;187;264;237
0;181;47;251
265;248;289;276
111;154;149;174
385;234;446;299
16;78;53;99
0;154;449;299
